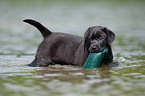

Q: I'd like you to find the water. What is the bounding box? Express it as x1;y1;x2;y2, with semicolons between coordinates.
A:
0;0;145;96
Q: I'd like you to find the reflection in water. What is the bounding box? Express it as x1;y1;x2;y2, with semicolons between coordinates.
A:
84;68;112;90
0;56;145;96
36;65;112;83
0;64;113;96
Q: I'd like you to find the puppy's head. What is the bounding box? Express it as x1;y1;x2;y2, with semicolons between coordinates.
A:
84;26;115;53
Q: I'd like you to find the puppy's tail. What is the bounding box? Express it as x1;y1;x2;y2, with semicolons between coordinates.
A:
23;19;52;38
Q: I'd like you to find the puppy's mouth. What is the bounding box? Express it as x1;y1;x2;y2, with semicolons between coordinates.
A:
89;49;103;53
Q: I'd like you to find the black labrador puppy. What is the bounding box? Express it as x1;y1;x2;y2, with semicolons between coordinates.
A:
23;19;115;67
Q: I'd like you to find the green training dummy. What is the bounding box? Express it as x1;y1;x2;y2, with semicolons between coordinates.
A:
83;49;108;68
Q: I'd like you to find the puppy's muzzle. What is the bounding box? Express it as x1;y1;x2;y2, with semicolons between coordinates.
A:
92;45;98;50
89;44;101;53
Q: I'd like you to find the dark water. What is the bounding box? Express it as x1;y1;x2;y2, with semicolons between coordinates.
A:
0;0;145;96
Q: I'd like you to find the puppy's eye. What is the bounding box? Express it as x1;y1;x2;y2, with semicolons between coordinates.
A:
99;37;103;40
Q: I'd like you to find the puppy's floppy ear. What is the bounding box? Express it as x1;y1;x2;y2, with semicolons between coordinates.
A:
84;27;91;53
102;27;115;45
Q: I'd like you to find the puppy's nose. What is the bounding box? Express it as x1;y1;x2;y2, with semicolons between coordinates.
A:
92;45;97;50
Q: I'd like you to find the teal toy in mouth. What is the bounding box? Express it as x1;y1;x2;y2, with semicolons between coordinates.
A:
83;49;108;68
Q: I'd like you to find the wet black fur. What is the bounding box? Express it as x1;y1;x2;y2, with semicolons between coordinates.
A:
23;19;115;67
